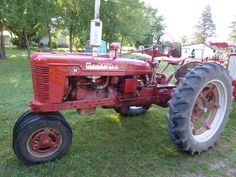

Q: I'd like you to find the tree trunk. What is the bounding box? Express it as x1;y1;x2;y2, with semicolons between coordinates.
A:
0;22;6;59
69;26;73;52
25;31;31;59
18;31;27;48
47;24;52;51
120;36;123;54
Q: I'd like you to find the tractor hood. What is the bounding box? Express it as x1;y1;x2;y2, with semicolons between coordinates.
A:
30;52;152;76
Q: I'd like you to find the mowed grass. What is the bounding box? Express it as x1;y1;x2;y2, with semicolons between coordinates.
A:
0;48;236;177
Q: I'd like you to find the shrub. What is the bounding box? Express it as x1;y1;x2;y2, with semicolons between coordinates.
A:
52;41;58;49
10;37;19;46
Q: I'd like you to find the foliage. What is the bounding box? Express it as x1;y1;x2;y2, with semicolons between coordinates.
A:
10;37;18;46
113;0;150;48
0;0;7;59
52;41;58;49
192;4;216;43
229;16;236;43
37;0;58;51
3;0;165;52
141;6;165;46
180;35;189;46
74;34;88;52
101;1;164;48
6;0;42;58
57;0;92;52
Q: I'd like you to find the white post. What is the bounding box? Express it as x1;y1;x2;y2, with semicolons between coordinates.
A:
90;0;102;58
201;33;209;61
201;43;205;60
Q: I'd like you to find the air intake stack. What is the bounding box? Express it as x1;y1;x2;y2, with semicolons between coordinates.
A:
90;0;103;57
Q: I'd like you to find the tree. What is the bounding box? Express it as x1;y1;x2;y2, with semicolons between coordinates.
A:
0;0;7;59
114;0;151;51
101;0;164;49
193;4;216;43
101;0;119;43
7;0;41;58
57;0;91;52
38;0;58;51
180;35;189;46
229;16;236;43
141;6;165;46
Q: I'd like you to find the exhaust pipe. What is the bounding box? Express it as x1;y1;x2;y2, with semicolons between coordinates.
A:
94;0;100;19
90;0;102;57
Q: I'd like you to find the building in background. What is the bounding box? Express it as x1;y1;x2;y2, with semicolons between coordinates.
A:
3;31;11;45
182;43;214;59
40;31;69;48
182;42;236;59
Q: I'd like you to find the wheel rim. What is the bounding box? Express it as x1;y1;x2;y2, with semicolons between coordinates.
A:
27;127;62;158
191;80;227;143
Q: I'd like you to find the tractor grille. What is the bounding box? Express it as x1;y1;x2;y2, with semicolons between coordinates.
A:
31;65;50;102
228;54;236;80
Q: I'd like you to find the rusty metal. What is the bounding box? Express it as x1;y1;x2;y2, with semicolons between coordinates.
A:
191;83;219;135
27;128;61;157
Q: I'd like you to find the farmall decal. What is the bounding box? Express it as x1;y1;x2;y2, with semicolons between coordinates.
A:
86;62;118;70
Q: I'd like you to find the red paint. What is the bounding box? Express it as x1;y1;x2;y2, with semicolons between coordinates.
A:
30;128;60;154
29;50;236;113
210;42;229;49
233;81;236;98
121;78;137;93
109;43;120;51
29;51;176;112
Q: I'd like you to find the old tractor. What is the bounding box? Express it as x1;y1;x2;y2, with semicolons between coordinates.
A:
13;0;233;164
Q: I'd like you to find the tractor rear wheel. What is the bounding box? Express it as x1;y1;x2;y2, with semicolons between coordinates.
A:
13;112;72;164
167;63;233;154
115;105;150;116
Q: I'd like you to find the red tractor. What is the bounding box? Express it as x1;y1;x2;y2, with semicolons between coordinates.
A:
13;0;233;164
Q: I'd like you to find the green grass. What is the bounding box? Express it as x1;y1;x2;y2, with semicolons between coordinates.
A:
0;48;236;177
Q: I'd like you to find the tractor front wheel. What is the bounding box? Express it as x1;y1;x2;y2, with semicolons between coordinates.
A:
13;111;72;164
167;63;233;154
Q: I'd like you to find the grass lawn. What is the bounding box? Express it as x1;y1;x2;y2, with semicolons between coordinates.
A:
0;48;236;177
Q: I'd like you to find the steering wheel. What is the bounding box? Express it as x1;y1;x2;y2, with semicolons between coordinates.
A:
157;33;174;56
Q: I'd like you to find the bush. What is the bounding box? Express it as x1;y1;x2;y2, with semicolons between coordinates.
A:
10;37;19;46
52;41;58;49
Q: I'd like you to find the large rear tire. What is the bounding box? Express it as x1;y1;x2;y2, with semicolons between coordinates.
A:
167;63;233;154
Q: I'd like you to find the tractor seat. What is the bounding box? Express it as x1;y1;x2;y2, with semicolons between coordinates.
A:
162;57;186;64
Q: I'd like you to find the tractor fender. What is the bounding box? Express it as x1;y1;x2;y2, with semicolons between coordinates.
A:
175;61;201;83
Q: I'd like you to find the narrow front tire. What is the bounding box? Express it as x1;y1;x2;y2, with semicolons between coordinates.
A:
13;112;72;164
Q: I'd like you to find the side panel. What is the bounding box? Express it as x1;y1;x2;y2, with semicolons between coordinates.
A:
49;66;68;103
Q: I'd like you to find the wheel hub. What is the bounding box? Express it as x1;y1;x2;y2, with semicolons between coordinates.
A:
27;128;61;157
191;83;219;136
